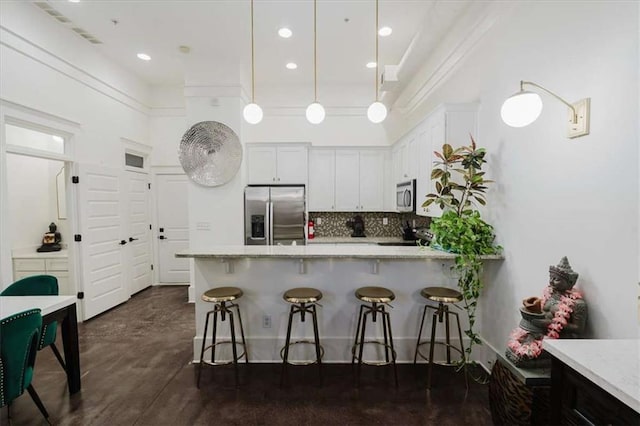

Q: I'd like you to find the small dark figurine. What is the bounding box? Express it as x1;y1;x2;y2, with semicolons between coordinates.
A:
37;222;62;252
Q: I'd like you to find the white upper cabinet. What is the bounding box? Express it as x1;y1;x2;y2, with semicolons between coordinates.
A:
392;136;419;184
308;149;336;211
246;144;308;184
415;103;479;217
358;150;385;211
335;150;360;211
308;148;385;212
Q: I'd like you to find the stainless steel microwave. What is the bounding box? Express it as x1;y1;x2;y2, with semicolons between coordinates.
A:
396;180;416;213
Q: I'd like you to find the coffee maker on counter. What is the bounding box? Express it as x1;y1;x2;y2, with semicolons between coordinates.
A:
346;215;366;237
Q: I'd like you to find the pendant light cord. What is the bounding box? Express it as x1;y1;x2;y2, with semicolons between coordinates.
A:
250;0;255;103
314;0;318;102
375;0;379;102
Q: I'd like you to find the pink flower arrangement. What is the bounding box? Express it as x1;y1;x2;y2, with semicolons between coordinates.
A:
507;285;583;358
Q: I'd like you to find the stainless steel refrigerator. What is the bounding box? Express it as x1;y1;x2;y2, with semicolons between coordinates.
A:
244;185;306;246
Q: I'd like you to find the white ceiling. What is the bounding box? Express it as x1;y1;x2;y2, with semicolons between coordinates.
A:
40;0;475;105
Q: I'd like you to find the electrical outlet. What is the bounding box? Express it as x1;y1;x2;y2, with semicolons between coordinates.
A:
382;217;388;225
262;315;272;328
316;217;322;225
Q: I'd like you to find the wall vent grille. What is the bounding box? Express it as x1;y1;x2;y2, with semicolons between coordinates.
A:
33;2;103;45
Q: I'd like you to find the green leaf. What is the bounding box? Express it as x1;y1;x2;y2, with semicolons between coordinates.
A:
442;144;453;159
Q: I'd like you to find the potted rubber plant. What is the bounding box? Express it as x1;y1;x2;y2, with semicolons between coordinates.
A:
422;136;502;374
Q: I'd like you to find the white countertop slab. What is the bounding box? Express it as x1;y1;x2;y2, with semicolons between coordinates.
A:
12;248;69;259
176;244;503;260
544;339;640;413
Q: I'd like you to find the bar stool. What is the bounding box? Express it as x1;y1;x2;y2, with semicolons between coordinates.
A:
351;286;398;387
280;287;324;387
197;286;248;388
413;286;465;388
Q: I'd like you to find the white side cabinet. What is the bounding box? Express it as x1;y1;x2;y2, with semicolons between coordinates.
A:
415;103;479;217
308;149;336;211
12;253;70;295
246;144;308;184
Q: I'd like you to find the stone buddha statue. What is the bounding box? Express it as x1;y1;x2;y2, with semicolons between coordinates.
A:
37;222;62;252
505;256;587;367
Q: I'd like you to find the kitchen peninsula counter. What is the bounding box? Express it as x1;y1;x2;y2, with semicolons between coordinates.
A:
179;245;502;363
176;244;503;260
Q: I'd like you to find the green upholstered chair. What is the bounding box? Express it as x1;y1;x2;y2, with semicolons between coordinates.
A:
0;308;49;421
1;275;66;371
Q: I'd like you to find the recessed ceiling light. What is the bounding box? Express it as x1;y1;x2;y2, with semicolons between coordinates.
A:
68;0;81;3
137;53;151;61
366;62;377;69
378;26;392;37
278;27;292;38
285;62;298;70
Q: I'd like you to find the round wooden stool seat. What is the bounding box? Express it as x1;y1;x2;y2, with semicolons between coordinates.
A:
355;286;395;304
283;287;323;304
202;286;243;303
420;287;462;304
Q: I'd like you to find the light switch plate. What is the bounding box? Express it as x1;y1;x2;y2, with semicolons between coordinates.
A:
567;98;590;138
316;217;322;225
382;217;388;225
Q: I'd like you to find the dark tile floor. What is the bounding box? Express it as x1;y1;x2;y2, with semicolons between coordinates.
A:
5;286;492;425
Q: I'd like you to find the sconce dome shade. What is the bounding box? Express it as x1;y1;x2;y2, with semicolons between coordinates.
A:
501;90;543;127
306;102;325;124
243;103;263;124
367;101;387;123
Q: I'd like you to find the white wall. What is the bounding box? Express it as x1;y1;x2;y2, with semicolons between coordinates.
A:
388;2;638;352
6;154;56;250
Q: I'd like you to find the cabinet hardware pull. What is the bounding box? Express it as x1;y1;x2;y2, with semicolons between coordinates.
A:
119;240;127;245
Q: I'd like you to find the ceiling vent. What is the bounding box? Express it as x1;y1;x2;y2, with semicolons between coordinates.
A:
33;2;102;44
380;65;399;92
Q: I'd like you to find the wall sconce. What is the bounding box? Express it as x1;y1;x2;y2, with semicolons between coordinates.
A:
501;80;590;138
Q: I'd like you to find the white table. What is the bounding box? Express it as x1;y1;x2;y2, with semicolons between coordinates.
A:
1;295;81;394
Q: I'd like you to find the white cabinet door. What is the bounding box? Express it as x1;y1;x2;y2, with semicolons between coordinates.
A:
308;149;335;211
334;150;360;211
247;146;277;184
407;135;418;181
358;150;384;211
415;125;431;217
276;146;307;184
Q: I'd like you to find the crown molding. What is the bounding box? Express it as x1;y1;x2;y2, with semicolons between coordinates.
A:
0;26;152;115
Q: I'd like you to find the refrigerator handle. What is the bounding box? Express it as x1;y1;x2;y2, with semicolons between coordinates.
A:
268;202;274;245
265;201;271;246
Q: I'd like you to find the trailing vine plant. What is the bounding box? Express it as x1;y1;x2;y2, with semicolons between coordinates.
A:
422;136;502;379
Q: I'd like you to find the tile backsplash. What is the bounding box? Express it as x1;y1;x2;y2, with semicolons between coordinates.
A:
309;211;431;238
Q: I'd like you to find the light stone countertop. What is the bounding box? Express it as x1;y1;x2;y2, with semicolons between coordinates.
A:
176;244;504;260
544;339;640;413
12;248;69;259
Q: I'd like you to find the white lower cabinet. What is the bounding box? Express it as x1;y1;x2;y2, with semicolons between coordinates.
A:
12;256;70;295
308;148;385;212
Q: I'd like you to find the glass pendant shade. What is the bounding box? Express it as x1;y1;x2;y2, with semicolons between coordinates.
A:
501;91;543;127
306;102;325;124
367;101;387;123
243;103;263;124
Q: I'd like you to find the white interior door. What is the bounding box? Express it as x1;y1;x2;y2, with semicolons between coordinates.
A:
126;170;151;294
77;164;129;319
156;174;189;283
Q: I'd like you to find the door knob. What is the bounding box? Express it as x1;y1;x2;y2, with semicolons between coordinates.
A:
129;237;139;242
159;235;167;240
119;240;127;245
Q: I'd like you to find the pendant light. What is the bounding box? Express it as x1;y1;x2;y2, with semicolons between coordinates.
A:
243;0;263;124
306;0;325;124
367;0;387;124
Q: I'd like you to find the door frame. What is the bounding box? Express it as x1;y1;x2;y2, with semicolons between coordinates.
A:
151;166;194;301
0;100;81;315
122;138;152;296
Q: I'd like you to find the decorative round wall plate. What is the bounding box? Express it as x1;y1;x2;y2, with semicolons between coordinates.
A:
178;121;242;187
